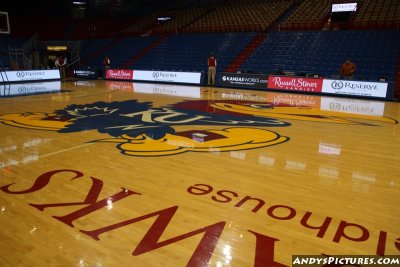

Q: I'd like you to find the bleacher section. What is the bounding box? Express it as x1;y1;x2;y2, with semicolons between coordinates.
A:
182;0;293;33
152;8;211;34
353;0;400;22
280;0;333;30
76;27;399;87
3;0;400;98
79;36;159;70
119;16;159;37
131;32;257;72
239;30;400;82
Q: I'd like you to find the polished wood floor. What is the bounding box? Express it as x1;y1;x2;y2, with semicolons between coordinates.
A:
0;79;399;267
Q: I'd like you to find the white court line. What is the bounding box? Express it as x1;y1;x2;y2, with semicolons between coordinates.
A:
0;142;95;169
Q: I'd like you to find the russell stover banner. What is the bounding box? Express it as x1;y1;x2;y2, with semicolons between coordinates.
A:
218;73;268;89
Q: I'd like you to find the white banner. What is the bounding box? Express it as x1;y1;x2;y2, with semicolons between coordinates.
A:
332;3;357;12
134;70;202;84
322;79;388;98
1;70;60;82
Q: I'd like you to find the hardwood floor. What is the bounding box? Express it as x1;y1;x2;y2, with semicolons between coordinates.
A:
0;80;399;266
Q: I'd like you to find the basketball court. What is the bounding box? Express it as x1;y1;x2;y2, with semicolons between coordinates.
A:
0;79;399;266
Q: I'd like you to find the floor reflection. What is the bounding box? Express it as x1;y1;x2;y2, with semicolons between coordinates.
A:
0;81;62;97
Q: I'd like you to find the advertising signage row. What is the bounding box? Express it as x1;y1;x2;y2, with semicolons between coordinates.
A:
105;69;203;85
0;69;388;99
0;70;60;83
218;73;389;99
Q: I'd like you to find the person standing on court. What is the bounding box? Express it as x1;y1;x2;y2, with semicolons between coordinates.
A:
208;53;217;86
103;55;111;70
340;59;356;80
55;55;67;79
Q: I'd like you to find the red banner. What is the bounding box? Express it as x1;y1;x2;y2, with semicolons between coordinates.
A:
106;69;134;80
268;75;323;92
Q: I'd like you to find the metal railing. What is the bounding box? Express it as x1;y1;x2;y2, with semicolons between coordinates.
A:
8;47;32;70
43;40;81;68
8;33;82;70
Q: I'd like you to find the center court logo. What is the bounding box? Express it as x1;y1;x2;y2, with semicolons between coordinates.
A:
0;99;396;156
331;80;344;90
0;100;292;156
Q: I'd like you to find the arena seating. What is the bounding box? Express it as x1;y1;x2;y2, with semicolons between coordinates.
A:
239;29;400;82
119;16;159;37
286;0;332;23
280;0;333;30
79;36;159;70
353;0;400;22
129;32;257;72
151;8;211;35
2;0;400;98
181;0;293;33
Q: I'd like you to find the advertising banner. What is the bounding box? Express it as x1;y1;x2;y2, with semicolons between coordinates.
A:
105;69;202;85
332;3;357;12
73;69;98;79
322;79;388;98
105;69;134;80
134;70;202;84
268;75;323;92
0;70;60;83
219;73;268;89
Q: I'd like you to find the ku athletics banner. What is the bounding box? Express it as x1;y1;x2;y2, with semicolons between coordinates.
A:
322;79;388;98
219;73;268;89
268;75;323;92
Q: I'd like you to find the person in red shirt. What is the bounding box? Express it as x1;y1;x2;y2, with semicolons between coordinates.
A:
103;55;111;70
208;53;217;86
